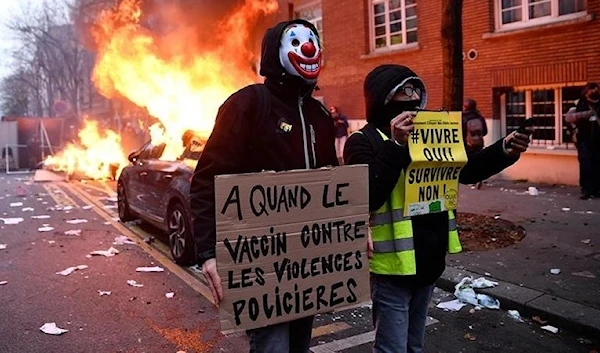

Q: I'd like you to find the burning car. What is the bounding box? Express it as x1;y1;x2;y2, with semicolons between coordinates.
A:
117;130;206;265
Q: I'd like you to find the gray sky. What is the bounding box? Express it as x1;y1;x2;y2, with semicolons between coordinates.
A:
0;0;45;80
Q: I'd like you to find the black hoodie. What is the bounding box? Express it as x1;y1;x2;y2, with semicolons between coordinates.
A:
190;20;338;265
344;64;518;286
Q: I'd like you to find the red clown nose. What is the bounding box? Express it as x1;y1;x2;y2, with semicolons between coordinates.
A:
301;42;317;57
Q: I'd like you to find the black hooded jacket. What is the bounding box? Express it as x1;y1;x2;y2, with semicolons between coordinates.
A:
190;20;338;265
344;65;518;286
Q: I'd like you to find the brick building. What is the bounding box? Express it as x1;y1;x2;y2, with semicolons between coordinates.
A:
288;0;600;185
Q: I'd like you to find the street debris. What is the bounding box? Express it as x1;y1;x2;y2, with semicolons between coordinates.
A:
66;219;88;224
143;236;155;244
88;247;120;257
188;264;202;274
38;226;55;232
541;325;559;334
532;316;548;325
103;222;111;225
31;215;51;219
48;241;56;245
0;281;7;285
40;322;68;335
98;290;112;296
494;215;500;219
0;217;24;225
572;271;596;279
508;310;524;323
471;277;498;289
165;292;175;299
436;299;466;312
464;333;476;341
136;266;164;273
113;236;136;245
528;187;539;196
56;265;88;276
454;277;500;309
550;269;561;275
581;239;592;244
0;244;7;250
64;229;82;236
106;196;118;202
9;202;23;207
103;205;118;209
21;207;34;212
561;207;571;212
127;280;144;287
82;205;93;210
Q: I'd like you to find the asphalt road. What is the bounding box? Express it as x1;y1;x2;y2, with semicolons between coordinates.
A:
0;174;598;353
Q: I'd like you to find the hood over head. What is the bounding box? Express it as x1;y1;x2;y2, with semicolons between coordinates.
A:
364;64;427;128
259;19;321;89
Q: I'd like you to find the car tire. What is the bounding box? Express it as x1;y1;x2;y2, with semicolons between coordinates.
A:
117;181;135;222
167;202;195;265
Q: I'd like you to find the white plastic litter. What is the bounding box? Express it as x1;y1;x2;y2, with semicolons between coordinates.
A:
0;281;7;285
528;187;539;196
581;239;591;244
436;299;466;312
471;277;499;289
9;202;23;207
550;269;561;275
89;247;120;257
64;229;82;236
165;292;175;299
0;244;6;250
113;236;136;245
136;266;165;273
21;207;34;212
31;215;51;219
1;217;25;225
66;219;88;224
56;265;88;276
38;226;54;232
541;325;559;334
98;290;112;296
40;322;68;335
508;310;524;323
127;280;144;287
454;277;501;310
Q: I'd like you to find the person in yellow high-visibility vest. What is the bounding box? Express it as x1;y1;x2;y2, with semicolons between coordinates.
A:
344;64;533;353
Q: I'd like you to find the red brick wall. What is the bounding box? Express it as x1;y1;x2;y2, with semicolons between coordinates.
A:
313;0;600;123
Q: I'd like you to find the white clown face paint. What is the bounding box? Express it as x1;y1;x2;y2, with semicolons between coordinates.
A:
279;24;322;83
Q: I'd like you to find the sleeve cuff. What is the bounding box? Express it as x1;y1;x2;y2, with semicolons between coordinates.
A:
197;248;216;266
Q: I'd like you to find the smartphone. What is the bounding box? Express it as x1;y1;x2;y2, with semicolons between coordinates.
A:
516;118;535;136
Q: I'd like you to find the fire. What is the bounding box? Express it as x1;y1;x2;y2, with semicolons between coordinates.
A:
90;0;278;161
44;120;128;180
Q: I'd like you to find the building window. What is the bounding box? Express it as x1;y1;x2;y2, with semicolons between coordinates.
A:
497;0;585;30
295;2;323;43
370;0;417;51
504;85;584;147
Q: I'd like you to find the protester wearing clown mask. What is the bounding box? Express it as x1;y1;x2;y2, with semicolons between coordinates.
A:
344;64;532;353
190;20;337;353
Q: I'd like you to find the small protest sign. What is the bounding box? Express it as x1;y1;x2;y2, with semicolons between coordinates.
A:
404;111;468;217
215;165;370;333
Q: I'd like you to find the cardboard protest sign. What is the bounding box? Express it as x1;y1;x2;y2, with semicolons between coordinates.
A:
404;111;468;217
215;165;370;333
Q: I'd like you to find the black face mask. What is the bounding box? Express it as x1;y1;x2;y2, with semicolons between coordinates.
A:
379;100;421;127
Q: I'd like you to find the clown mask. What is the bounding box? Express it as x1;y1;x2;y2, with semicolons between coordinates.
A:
279;24;322;83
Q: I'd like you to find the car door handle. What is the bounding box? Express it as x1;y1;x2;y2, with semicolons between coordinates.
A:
140;171;148;177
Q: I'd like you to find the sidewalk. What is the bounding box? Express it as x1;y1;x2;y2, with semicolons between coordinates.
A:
437;179;600;335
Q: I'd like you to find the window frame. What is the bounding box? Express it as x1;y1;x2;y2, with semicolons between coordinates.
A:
369;0;418;52
501;83;586;148
495;0;586;31
294;1;323;42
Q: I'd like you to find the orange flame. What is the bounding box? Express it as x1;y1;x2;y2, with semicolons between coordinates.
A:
44;120;128;180
91;0;278;160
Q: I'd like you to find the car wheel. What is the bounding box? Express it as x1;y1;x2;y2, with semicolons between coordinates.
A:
168;202;195;265
117;181;135;222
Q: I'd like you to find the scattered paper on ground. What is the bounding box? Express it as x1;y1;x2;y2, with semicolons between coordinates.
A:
62;206;73;211
64;229;82;236
127;280;144;287
541;325;559;334
0;217;24;225
98;290;112;296
550;269;561;275
104;205;118;209
9;202;23;207
136;266;165;273
508;310;524;323
56;265;88;276
48;240;56;244
21;207;34;212
66;219;88;224
454;277;501;309
89;247;119;257
0;244;7;250
436;299;466;312
113;236;136;245
38;227;54;232
31;215;51;219
82;205;93;210
106;196;118;202
0;281;7;285
581;239;591;244
165;292;175;299
561;207;570;212
40;322;68;335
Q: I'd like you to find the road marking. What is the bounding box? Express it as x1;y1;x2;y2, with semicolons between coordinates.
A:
312;322;352;338
42;183;80;208
64;181;216;306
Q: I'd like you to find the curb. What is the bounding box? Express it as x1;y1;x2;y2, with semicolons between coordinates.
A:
436;266;600;337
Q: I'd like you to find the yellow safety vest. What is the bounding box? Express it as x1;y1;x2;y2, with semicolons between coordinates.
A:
356;128;462;276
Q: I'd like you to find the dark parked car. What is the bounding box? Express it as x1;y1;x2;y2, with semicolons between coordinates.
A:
117;131;205;265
